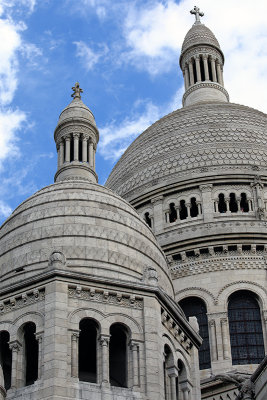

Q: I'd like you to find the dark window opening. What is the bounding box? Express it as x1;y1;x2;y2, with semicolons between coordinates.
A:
228;245;237;252
109;324;128;388
179;200;188;220
0;331;11;390
192;58;197;84
242;245;251;251
256;245;264;251
190;197;199;218
79;139;83;162
208;58;212;81
163;345;173;400
200;56;205;81
218;193;227;213
229;193;238;213
200;248;209;255
228;291;265;365
173;254;182;261
24;322;38;386
144;212;152;227
179;297;211;370
214;246;223;253
240;193;249;212
169;203;177;223
70;138;74;162
79;319;98;383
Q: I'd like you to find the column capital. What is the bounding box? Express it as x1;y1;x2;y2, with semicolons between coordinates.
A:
73;132;80;139
35;331;44;342
130;340;139;351
202;54;208;60
151;195;163;205
65;134;71;141
99;334;110;346
166;365;178;378
9;340;21;352
199;184;213;192
82;133;89;140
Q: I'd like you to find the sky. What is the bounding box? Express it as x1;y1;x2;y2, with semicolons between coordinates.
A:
1;0;267;225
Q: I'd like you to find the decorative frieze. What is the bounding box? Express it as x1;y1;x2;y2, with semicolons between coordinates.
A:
68;286;143;309
161;308;193;351
0;288;45;315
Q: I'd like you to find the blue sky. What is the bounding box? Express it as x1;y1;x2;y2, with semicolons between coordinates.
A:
1;0;267;225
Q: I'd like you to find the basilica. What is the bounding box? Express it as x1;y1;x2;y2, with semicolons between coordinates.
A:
0;7;266;400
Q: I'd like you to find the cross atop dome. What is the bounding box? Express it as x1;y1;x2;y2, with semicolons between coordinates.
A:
190;6;204;24
71;82;83;99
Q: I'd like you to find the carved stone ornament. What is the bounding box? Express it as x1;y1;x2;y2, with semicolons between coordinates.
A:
48;250;66;267
143;266;158;286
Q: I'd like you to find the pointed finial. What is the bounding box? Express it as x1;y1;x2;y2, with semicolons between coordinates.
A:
190;6;204;24
71;82;83;99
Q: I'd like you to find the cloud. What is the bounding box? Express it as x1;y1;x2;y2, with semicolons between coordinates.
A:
0;109;26;164
67;0;109;21
74;41;108;71
0;200;12;219
99;89;182;162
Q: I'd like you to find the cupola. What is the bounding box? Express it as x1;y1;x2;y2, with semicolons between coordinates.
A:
54;82;99;183
180;6;229;107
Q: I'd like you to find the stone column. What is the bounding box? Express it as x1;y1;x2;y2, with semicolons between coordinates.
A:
221;318;230;360
186;203;191;219
203;55;209;80
216;61;223;85
214;200;218;213
211;57;217;82
225;197;230;212
151;196;163;234
71;331;79;378
237;197;241;212
209;320;218;361
167;367;178;400
199;184;213;223
35;332;44;380
65;135;71;163
59;140;64;166
9;341;21;389
188;60;194;86
82;134;88;163
184;66;190;90
195;56;201;82
89;139;94;168
100;335;110;385
197;202;202;215
130;341;139;388
73;133;79;161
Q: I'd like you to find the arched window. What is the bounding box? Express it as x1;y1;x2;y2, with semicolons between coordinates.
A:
240;193;249;212
228;290;265;365
190;197;199;218
0;331;11;390
23;322;38;386
229;193;238;212
163;345;176;400
179;200;188;220
200;56;205;81
218;193;227;213
79;319;98;383
144;212;152;228
192;58;197;84
70;137;74;162
169;203;177;223
179;297;211;370
109;323;128;388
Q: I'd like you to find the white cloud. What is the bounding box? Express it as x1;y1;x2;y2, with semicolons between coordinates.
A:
99;89;182;162
74;41;108;71
0;109;26;164
0;200;12;218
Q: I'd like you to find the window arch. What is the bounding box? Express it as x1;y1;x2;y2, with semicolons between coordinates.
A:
218;193;227;213
240;193;249;212
179;200;188;220
23;322;38;386
109;323;128;388
163;344;176;400
79;318;99;383
229;193;238;212
228;290;265;365
179;297;211;370
190;197;199;218
0;331;11;390
144;212;152;228
169;203;177;223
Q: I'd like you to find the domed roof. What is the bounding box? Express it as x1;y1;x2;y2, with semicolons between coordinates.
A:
181;23;221;55
56;97;97;129
0;180;173;295
106;102;267;202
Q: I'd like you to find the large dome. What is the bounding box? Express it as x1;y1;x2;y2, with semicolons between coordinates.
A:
0;180;173;295
106;102;267;202
181;23;221;55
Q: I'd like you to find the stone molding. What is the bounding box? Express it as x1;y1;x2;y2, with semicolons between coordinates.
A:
68;286;144;309
181;46;223;69
161;309;193;352
182;82;229;106
0;288;45;315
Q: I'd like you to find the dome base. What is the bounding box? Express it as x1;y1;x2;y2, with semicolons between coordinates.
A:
54;162;98;183
183;82;229;107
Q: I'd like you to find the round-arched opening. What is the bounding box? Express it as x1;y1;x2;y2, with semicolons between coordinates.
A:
0;330;11;390
179;297;211;370
229;193;238;213
23;322;38;386
218;193;227;213
228;290;265;365
169;203;177;223
109;323;129;388
79;318;99;383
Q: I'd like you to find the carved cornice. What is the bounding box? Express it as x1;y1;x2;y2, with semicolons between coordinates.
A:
161;308;193;352
0;288;45;315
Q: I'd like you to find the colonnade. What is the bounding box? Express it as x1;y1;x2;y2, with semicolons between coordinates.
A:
57;133;95;169
183;55;223;90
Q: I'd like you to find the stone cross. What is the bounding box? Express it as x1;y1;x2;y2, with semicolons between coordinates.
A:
71;82;83;99
190;6;204;23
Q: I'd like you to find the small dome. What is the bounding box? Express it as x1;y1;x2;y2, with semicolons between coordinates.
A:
181;23;221;55
56;97;97;129
0;181;173;296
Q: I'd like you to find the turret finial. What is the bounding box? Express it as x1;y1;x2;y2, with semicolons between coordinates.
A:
71;82;83;99
190;6;204;24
